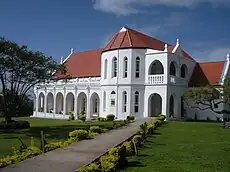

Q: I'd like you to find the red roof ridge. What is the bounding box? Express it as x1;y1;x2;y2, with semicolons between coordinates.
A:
127;29;133;47
198;60;225;64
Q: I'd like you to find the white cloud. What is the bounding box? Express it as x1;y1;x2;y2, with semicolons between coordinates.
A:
92;0;230;16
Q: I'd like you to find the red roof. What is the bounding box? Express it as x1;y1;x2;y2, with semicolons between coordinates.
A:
103;27;167;52
189;61;225;86
53;49;102;79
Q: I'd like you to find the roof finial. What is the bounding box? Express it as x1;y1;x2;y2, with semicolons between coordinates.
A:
176;38;180;46
164;44;168;52
227;53;230;61
60;56;63;64
71;48;74;54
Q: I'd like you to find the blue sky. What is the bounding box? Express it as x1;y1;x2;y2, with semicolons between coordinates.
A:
1;0;230;62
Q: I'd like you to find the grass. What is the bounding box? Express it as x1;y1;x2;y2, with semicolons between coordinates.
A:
0;117;122;158
125;122;230;172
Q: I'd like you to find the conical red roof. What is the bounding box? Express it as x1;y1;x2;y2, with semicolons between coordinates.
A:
103;27;167;52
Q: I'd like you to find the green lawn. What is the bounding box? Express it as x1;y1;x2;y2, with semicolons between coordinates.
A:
125;122;230;172
0;117;120;158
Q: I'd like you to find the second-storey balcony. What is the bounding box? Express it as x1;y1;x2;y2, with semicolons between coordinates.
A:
148;74;164;84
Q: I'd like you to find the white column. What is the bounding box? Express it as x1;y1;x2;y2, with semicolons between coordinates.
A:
63;87;66;117
86;87;91;119
74;87;78;119
44;88;47;115
53;87;56;118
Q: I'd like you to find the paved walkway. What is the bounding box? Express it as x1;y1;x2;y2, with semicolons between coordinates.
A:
1;118;152;172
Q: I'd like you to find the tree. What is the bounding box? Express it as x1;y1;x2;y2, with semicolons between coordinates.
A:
184;77;230;116
0;37;66;123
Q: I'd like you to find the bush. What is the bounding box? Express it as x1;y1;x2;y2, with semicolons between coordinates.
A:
106;114;115;121
78;163;100;172
101;128;109;133
113;123;124;129
69;129;88;141
98;117;106;122
100;153;119;172
122;141;132;155
89;126;103;134
147;123;155;135
126;115;135;121
44;142;63;152
79;115;86;122
0;120;30;129
68;111;75;121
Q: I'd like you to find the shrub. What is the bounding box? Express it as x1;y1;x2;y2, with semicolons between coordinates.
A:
0;120;30;129
89;126;103;134
69;129;88;141
139;122;148;138
100;153;119;172
126;115;135;121
98;117;106;122
147;124;155;135
78;163;100;172
122;141;132;155
106;114;115;121
79;115;86;122
68;111;75;121
44;142;63;152
113;123;124;129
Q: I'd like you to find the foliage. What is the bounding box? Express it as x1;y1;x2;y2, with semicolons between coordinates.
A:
89;126;103;134
183;78;230;116
68;111;75;121
0;37;66;122
126;115;135;121
69;129;88;141
77;163;100;172
44;142;63;152
98;117;107;122
139;122;148;139
0;120;30;129
106;114;115;121
0;146;41;168
122;141;132;155
100;151;119;172
79;115;86;122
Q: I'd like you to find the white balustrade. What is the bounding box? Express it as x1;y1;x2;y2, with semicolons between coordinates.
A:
148;75;164;84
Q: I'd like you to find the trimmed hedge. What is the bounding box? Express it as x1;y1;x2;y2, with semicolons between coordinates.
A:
106;114;115;121
77;115;165;171
0;120;30;129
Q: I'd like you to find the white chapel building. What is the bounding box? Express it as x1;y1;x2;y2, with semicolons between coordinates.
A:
32;27;230;121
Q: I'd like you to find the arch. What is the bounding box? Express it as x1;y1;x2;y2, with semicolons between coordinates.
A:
122;91;127;112
55;92;64;114
169;95;175;118
77;92;87;115
66;92;74;115
148;60;164;75
134;91;139;113
38;92;45;112
90;93;100;117
148;93;162;117
104;59;108;79
103;91;106;111
46;92;54;113
135;57;140;78
112;57;118;77
169;61;177;76
180;64;188;78
111;91;116;95
123;57;128;78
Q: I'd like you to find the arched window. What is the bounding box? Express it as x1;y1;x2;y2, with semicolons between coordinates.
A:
111;91;116;106
149;60;164;75
134;91;139;113
170;62;176;76
123;57;128;78
112;57;117;77
104;59;108;79
103;91;106;111
123;91;127;112
180;64;188;78
135;57;140;78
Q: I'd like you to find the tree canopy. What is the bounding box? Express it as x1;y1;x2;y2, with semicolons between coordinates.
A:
0;37;66;122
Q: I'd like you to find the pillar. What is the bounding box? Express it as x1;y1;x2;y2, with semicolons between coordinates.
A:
74;87;78;119
53;87;56;118
86;87;91;119
63;87;66;117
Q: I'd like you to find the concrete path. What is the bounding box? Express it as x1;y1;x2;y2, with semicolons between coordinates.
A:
1;118;152;172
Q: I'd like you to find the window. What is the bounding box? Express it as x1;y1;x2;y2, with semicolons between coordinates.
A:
180;64;187;78
104;59;108;79
82;98;86;113
134;91;139;113
123;57;128;78
111;91;116;106
112;57;117;77
123;91;127;112
103;91;106;111
135;57;140;78
170;62;176;76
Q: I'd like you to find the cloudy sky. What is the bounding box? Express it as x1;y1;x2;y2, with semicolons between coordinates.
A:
1;0;230;62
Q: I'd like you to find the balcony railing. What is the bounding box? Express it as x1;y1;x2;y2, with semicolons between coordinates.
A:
148;75;164;84
170;76;188;85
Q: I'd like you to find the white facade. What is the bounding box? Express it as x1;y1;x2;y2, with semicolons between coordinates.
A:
32;29;230;121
